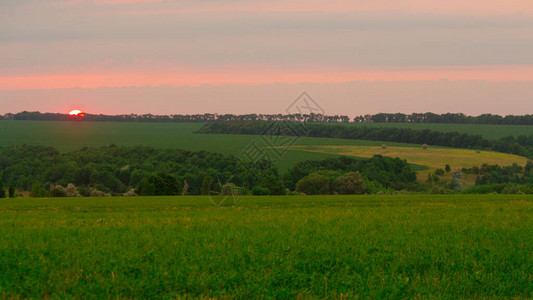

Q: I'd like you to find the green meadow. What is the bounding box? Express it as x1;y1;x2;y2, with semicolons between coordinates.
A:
0;195;532;298
0;121;419;172
339;122;533;140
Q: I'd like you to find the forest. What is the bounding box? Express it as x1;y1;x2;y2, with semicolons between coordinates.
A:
0;145;418;197
2;144;532;197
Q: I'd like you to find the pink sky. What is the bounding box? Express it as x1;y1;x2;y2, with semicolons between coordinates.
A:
1;0;532;114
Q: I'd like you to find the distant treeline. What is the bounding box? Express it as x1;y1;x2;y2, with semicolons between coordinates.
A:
0;145;418;197
199;121;533;158
353;113;533;125
3;111;533;125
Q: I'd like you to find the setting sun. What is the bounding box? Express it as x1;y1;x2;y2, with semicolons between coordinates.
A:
68;109;84;116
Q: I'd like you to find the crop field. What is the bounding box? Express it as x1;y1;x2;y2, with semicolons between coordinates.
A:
1;121;531;173
340;122;533;140
0;121;419;172
0;195;532;298
289;145;530;183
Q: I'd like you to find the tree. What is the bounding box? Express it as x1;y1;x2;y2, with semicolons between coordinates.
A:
259;175;285;195
66;184;81;197
8;186;15;198
221;183;240;196
251;186;270;195
434;168;445;176
295;173;329;195
51;185;67;197
30;183;48;198
201;175;214;195
136;172;181;196
335;172;365;195
445;164;451;172
182;180;189;195
0;179;5;198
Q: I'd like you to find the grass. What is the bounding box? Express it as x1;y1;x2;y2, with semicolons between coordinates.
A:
0;121;418;172
1;121;531;173
289;145;530;184
0;195;532;298
339;122;533;140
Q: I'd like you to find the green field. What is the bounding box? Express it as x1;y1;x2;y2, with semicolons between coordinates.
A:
340;122;533;139
0;195;532;298
289;144;530;183
1;120;531;173
0;121;419;172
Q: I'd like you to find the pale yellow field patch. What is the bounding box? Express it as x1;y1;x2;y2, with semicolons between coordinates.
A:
288;145;530;184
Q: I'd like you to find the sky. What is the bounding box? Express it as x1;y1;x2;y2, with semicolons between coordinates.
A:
1;0;532;116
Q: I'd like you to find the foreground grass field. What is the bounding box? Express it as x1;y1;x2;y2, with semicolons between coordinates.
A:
1;195;532;298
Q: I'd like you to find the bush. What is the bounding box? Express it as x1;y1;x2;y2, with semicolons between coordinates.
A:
51;185;67;197
123;188;137;196
221;183;241;196
252;186;270;195
334;172;365;195
201;175;215;195
501;184;520;194
8;186;15;198
65;184;81;197
30;183;48;198
0;180;5;198
90;188;111;197
429;186;444;194
434;168;445;176
51;184;81;197
296;173;329;195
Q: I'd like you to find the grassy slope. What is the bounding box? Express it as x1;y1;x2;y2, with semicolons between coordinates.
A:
1;121;531;173
0;195;532;298
0;121;418;172
340;122;533;139
290;145;529;184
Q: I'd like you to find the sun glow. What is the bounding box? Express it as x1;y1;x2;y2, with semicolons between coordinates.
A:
69;109;84;116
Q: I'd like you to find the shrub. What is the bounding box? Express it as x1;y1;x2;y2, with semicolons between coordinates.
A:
30;183;48;198
65;184;81;197
334;172;365;195
296;173;329;195
201;175;215;195
0;180;5;198
123;188;137;196
429;186;444;194
51;185;67;197
8;186;15;198
252;186;270;195
90;188;111;197
221;183;241;196
434;168;445;176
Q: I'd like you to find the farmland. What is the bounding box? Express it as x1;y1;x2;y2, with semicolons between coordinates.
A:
340;122;533;140
0;121;418;172
1;120;531;174
0;195;532;298
288;145;530;183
